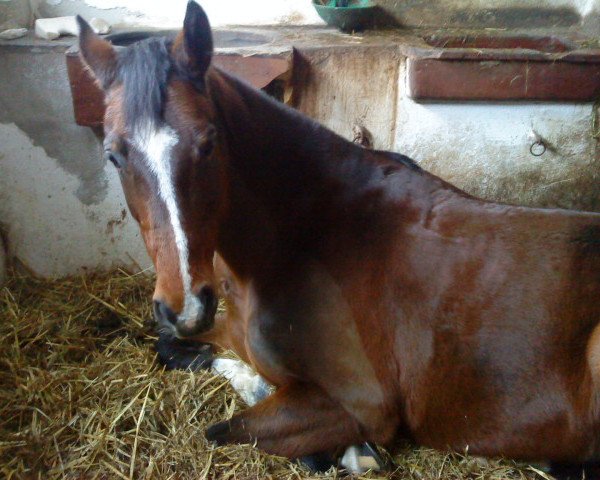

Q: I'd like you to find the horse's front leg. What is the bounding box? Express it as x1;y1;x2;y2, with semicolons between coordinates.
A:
157;332;385;473
205;382;364;458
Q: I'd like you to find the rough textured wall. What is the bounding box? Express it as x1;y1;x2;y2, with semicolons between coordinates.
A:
1;50;106;205
394;93;600;212
0;0;31;29
376;0;600;30
0;47;149;276
293;47;400;151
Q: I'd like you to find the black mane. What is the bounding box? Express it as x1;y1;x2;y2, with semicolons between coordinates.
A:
115;36;421;178
117;37;173;132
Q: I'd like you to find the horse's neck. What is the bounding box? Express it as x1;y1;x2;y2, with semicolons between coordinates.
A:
209;68;356;181
207;68;390;279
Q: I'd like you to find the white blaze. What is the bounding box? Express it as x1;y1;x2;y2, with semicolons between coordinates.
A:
136;125;202;325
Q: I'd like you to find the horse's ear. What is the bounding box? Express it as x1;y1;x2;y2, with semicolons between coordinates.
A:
179;1;213;86
77;15;117;90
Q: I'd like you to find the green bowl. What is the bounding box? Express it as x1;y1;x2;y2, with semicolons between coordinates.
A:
313;0;377;32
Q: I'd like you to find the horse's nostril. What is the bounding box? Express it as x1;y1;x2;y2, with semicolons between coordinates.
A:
153;300;177;325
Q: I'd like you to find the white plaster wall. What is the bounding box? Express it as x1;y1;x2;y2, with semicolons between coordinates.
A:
394;94;600;211
81;0;323;27
0;123;150;277
0;46;152;277
1;0;324;29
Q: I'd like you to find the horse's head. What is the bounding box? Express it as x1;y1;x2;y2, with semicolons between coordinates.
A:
78;2;223;338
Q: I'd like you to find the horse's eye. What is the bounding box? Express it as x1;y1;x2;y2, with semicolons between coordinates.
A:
104;150;126;169
199;140;214;158
196;126;216;159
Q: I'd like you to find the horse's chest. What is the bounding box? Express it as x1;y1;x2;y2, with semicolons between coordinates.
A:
243;277;390;419
224;281;296;386
244;310;296;386
226;261;391;429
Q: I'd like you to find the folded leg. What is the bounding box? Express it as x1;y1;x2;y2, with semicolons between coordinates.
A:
206;382;364;458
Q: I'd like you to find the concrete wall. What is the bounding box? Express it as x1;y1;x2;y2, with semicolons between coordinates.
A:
394;99;600;211
0;46;149;277
377;0;600;30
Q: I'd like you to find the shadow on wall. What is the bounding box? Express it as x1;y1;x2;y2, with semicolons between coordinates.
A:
371;6;401;28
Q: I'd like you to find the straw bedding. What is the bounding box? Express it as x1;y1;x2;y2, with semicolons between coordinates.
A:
0;270;550;479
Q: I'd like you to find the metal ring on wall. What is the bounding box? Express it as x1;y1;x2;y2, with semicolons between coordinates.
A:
530;141;546;156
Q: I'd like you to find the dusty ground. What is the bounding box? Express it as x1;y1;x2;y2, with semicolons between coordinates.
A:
0;270;550;479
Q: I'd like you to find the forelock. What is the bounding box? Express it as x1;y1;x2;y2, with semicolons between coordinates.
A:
117;37;173;135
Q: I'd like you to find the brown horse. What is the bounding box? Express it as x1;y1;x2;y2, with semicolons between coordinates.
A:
77;0;600;472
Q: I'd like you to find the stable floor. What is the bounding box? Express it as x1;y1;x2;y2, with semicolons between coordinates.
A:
0;271;544;479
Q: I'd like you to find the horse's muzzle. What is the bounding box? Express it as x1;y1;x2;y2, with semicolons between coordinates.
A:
153;286;218;337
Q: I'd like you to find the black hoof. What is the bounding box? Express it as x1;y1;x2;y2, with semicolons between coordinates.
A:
297;451;337;473
549;462;600;480
154;333;213;371
205;420;232;445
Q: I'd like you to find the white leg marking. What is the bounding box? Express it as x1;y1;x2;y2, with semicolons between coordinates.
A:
340;444;384;474
136;124;201;324
211;358;273;406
